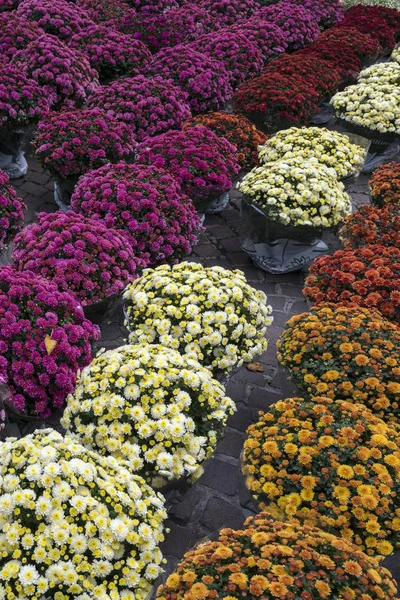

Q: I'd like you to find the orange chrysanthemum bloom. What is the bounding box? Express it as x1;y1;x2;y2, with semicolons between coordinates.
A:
370;161;400;206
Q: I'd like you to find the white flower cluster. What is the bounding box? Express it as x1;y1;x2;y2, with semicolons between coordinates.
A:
258;127;368;179
331;82;400;133
342;0;398;8
359;62;400;86
238;157;352;228
0;429;167;600
62;344;236;488
392;45;400;63
123;262;273;372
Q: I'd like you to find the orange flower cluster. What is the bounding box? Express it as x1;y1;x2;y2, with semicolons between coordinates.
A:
340;205;400;248
242;396;400;555
156;514;397;600
277;304;400;419
184;111;267;170
369;161;400;206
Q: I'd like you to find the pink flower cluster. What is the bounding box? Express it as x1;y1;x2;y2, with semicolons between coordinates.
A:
0;169;26;251
87;75;191;142
11;34;99;108
12;211;142;307
76;0;137;28
0;12;44;60
257;3;320;50
0;265;99;417
0;64;51;128
289;0;344;29
71;25;151;83
189;30;264;89
71;162;201;267
136;126;240;208
229;19;288;62
200;0;258;28
32;107;136;179
17;0;94;40
147;46;232;114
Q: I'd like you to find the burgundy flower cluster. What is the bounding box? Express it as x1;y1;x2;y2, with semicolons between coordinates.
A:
0;265;99;417
71;162;201;267
87;75;191;141
316;27;381;60
11;34;99;108
32;107;136;179
0;12;44;60
17;0;94;40
12;211;142;307
0;169;26;251
338;5;400;49
71;25;151;83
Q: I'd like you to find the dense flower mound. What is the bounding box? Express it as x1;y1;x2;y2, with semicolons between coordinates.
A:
0;12;44;60
0;169;26;250
256;3;320;50
238;158;351;228
233;72;320;132
0;266;99;417
146;46;232;114
264;54;341;99
0;64;51;129
359;61;400;85
242;396;400;555
0;0;17;11
229;18;288;61
0;429;167;599
32;108;136;179
11;34;99;108
12;211;142;307
340;205;400;248
338;5;398;49
76;0;137;26
258;127;367;179
71;25;151;83
127;0;178;13
370;161;400;206
300;40;362;79
136;126;240;209
124;262;273;372
303;245;400;322
87;76;191;142
62;344;235;488
289;0;344;28
199;0;258;27
184;111;267;170
317;26;381;58
17;0;94;40
277;304;400;418
156;514;398;599
71;163;201;267
189;30;264;89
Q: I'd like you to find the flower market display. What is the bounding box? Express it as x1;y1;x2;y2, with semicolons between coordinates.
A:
184;111;267;170
70;162;201;268
62;344;235;488
303;245;400;322
16;0;94;40
0;169;25;251
156;514;398;599
12;211;142;308
277;304;400;419
369;161;400;205
124;262;273;373
0;429;167;599
87;76;191;142
340;205;400;248
258;127;368;179
0;12;44;59
242;396;400;554
0;266;99;417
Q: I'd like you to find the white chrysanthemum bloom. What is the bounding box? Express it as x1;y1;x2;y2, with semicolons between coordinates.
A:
258;126;368;179
359;62;400;87
0;429;166;600
63;344;236;488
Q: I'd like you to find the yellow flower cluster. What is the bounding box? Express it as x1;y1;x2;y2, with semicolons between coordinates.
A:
238;157;351;228
258;127;368;179
242;397;400;555
359;62;400;86
123;262;273;373
156;514;397;600
391;44;400;63
0;429;167;600
62;344;235;488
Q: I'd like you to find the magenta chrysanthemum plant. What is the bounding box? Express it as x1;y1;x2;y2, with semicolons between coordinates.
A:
256;4;320;50
0;12;44;60
11;34;99;108
189;30;264;89
0;169;26;251
71;162;202;267
87;75;191;141
71;25;151;83
76;0;137;28
289;0;344;29
32;108;136;180
0;64;52;128
0;265;100;417
17;0;94;40
146;46;232;113
0;0;18;12
136;126;240;209
12;211;143;307
229;19;288;62
127;0;178;13
200;0;258;28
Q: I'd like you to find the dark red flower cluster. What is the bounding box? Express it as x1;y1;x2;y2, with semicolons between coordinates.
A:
337;5;400;49
317;27;381;59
